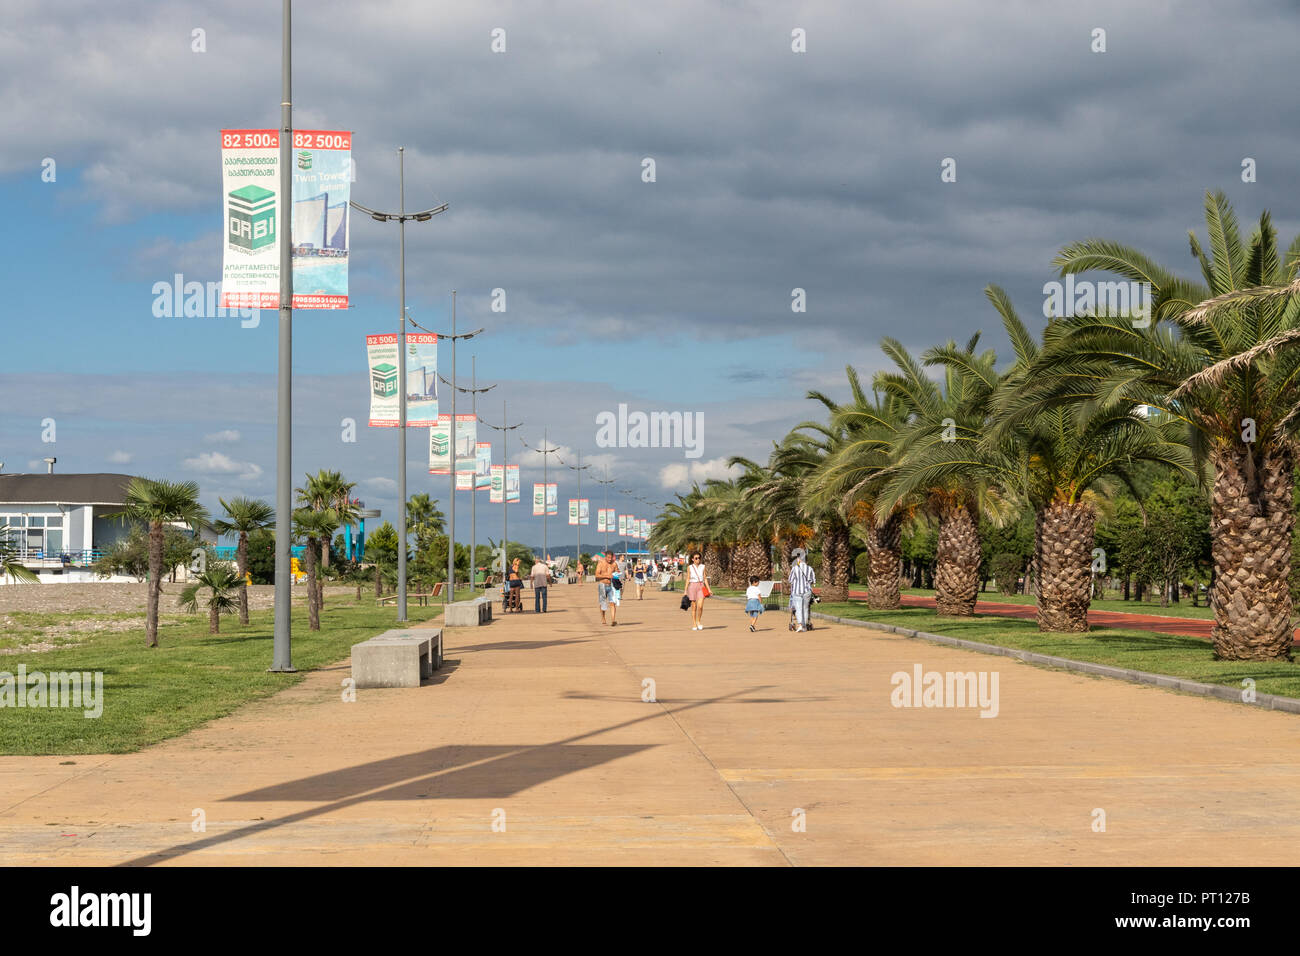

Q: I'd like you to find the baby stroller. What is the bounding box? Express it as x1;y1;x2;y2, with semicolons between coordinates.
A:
788;593;820;631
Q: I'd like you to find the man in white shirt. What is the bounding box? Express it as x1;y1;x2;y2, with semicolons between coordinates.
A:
788;554;816;632
530;558;550;613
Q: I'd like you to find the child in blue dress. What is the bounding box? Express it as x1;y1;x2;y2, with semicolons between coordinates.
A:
744;575;764;631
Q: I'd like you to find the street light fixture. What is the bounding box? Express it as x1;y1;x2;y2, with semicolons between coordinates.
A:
438;357;495;590
348;147;448;622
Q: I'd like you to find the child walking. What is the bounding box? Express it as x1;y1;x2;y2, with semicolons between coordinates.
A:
744;575;764;632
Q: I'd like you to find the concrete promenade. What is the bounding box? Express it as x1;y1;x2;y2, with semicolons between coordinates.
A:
2;583;1299;865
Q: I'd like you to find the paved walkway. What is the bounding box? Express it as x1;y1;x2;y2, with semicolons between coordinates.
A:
2;584;1300;865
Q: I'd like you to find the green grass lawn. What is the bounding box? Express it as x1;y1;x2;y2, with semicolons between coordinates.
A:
899;588;1215;620
818;602;1300;701
0;595;442;756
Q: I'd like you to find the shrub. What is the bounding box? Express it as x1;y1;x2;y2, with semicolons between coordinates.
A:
990;553;1023;596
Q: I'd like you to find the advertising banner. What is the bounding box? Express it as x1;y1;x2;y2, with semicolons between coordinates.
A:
546;483;558;516
456;471;473;490
506;465;520;503
597;509;607;533
454;415;477;473
533;483;545;516
428;415;452;474
367;332;437;427
475;442;492;489
221;128;351;310
580;499;590;525
618;514;628;536
490;464;504;503
568;499;579;526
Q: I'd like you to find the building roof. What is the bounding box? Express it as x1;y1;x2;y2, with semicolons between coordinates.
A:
0;473;137;506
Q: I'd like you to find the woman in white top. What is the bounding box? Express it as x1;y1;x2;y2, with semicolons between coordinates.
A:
686;551;709;630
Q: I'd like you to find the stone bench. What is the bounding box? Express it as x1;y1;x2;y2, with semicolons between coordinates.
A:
444;597;492;627
351;628;443;688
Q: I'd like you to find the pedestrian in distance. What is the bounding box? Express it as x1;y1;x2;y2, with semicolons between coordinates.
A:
634;562;647;600
745;575;764;632
595;549;618;626
788;551;815;632
686;551;709;630
531;556;550;613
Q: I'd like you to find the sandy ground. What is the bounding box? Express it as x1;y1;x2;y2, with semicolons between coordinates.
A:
2;583;1300;865
0;582;355;616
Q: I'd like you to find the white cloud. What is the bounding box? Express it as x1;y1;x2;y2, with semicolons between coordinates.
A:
106;450;133;464
362;477;397;492
203;429;241;443
181;451;262;481
658;457;739;490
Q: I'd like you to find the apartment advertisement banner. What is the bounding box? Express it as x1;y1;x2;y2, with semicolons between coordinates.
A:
428;415;452;474
533;483;545;516
220;128;352;310
568;499;579;526
490;464;504;503
546;483;558;516
475;442;492;489
580;499;590;525
618;514;628;536
506;464;520;503
455;415;477;473
366;332;438;427
597;509;607;533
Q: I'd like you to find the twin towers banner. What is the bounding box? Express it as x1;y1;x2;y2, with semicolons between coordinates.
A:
220;129;352;310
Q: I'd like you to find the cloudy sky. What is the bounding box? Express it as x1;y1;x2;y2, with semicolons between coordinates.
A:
3;0;1299;550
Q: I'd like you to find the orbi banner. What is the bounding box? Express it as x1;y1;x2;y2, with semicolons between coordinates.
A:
546;483;558;516
533;483;545;516
490;464;504;503
221;129;352;310
506;465;520;503
568;499;579;526
475;442;492;489
618;514;628;536
597;509;607;533
455;415;477;473
428;415;452;474
367;332;437;427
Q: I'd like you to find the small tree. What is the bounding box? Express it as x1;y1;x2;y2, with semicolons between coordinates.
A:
989;553;1022;597
179;563;241;634
0;532;39;584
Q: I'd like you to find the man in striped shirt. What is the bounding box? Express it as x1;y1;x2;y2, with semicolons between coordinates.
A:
788;554;816;632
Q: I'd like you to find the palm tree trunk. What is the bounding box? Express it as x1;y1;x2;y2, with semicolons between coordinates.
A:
306;537;321;630
934;502;980;616
820;520;851;601
236;533;250;625
209;604;220;634
750;538;772;580
1036;500;1094;632
1210;442;1294;660
865;514;903;610
147;521;164;647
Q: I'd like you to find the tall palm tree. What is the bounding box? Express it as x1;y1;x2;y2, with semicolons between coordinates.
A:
179;563;241;634
1042;192;1299;658
293;507;339;630
726;457;775;581
407;493;446;551
106;478;210;647
296;470;356;570
212;496;274;625
892;286;1194;632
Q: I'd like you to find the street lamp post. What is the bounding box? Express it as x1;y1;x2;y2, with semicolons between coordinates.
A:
562;450;590;571
533;431;561;560
480;400;523;582
439;356;494;591
591;466;615;555
349;151;447;622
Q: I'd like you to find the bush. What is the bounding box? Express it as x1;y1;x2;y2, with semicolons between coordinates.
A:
990;553;1023;596
854;551;871;584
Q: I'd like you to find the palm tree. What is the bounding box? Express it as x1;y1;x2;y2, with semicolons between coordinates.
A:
866;336;1008;616
891;286;1194;632
296;470;356;570
179;563;241;634
1041;192;1299;658
293;507;339;630
212;496;274;625
407;493;446;551
105;478;210;647
0;531;39;584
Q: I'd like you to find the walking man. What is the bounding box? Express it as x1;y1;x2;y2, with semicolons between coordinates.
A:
788;551;815;632
531;556;550;613
595;549;618;626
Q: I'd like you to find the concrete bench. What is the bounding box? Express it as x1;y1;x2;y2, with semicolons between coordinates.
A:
351;628;443;688
483;585;503;602
444;597;492;627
